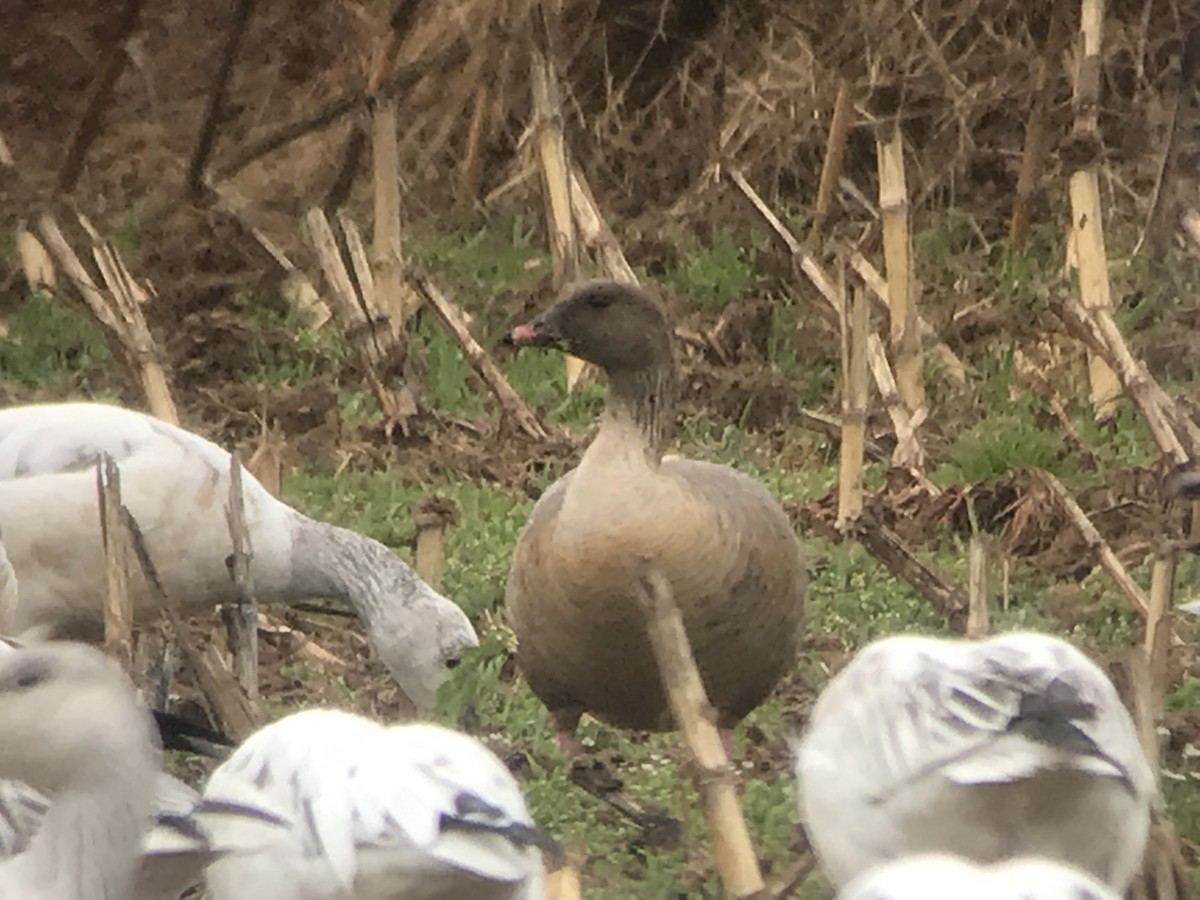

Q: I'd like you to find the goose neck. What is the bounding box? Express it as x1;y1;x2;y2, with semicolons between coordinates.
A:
603;364;676;460
287;519;393;621
24;770;152;899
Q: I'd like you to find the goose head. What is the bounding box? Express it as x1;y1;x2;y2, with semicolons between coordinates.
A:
375;597;478;712
505;281;672;376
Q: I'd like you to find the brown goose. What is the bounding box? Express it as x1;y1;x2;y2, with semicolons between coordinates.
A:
503;281;806;754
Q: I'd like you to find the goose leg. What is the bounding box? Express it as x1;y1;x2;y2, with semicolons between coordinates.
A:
720;728;734;759
551;707;586;757
554;730;588;757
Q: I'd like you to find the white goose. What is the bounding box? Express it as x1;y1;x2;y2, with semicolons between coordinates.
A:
0;401;479;710
199;708;555;900
837;855;1121;900
0;639;172;898
0;635;277;899
792;632;1155;892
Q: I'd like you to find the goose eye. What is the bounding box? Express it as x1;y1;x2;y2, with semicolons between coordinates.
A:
7;658;51;691
445;657;462;670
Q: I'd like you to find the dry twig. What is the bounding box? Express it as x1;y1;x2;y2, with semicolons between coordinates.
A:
58;0;144;192
1033;468;1150;619
411;273;548;440
850;513;968;630
124;514;261;740
187;0;257;197
1056;296;1200;461
1010;5;1067;250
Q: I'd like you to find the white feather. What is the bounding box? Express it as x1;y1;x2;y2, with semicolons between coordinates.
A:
837;854;1121;900
0;402;479;710
792;631;1155;892
199;709;548;900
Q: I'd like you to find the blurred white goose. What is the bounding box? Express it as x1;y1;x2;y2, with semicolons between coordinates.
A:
0;401;479;710
0;639;167;898
200;708;555;900
792;632;1155;892
0;635;276;899
837;854;1121;900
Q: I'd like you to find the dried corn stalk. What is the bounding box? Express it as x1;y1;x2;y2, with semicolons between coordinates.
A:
569;164;638;285
36;213;178;423
811;80;854;240
838;281;869;531
223;456;258;700
411;274;548;440
529;6;587;391
966;536;989;639
414;496;458;593
732;169;929;468
1127;545;1194;900
875;121;925;414
1058;297;1200;461
372;94;421;326
1010;8;1066;250
98;457;134;671
304;208;416;431
634;563;765;898
849;251;965;384
1065;0;1122;421
866;334;926;469
16;224;55;291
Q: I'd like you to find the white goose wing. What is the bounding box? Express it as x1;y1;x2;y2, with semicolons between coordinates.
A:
795;633;1152;803
0;781;46;857
0;769;229;900
377;723;552;885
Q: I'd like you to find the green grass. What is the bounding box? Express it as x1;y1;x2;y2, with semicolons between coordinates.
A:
5;212;1200;895
0;291;112;387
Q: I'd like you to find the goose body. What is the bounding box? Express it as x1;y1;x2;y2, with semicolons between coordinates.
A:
837;855;1120;900
0;402;478;709
792;632;1155;891
199;709;552;900
504;282;806;745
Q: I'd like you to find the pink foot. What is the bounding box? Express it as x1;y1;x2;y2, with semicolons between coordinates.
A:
554;730;588;757
720;728;735;759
